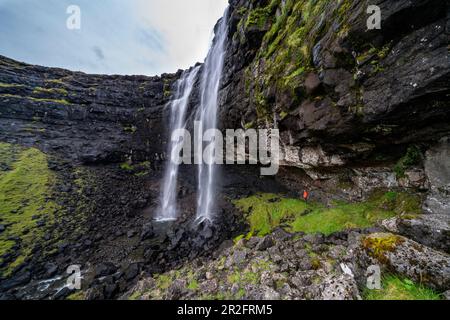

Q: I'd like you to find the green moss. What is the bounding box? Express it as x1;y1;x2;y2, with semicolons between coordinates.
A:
364;275;442;300
163;79;171;98
128;291;141;300
244;0;279;29
244;121;255;130
362;233;404;263
242;0;333;120
66;291;85;300
0;93;70;105
394;146;422;178
187;279;199;290
290;203;394;236
123;125;137;134
233;193;308;236
31;97;71;105
0;143;59;276
245;8;269;29
119;161;150;175
227;270;259;285
120;162;133;171
155;274;173;290
0;82;25;88
233;234;245;244
33;87;68;96
234;191;421;236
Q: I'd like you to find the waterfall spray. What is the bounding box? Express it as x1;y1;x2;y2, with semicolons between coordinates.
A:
157;66;200;221
195;8;229;222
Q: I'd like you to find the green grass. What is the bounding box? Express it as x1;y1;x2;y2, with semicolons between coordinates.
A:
66;291;85;300
155;274;173;290
233;193;308;236
0;82;25;88
187;279;199;290
233;191;421;236
0;93;71;105
33;87;68;96
120;161;150;174
364;275;442;300
0;142;59;276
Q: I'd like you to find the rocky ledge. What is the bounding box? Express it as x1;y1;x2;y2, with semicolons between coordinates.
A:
124;230;449;300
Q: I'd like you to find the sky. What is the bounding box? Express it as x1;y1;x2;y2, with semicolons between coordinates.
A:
0;0;228;75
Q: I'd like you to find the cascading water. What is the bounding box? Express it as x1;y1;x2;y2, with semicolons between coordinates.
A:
157;66;200;221
195;8;229;222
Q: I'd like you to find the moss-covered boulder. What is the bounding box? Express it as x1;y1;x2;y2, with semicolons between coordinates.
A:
357;232;450;291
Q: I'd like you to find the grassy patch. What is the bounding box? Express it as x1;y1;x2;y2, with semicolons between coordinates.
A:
66;291;85;300
155;274;173;290
233;191;421;236
33;87;68;96
364;275;442;300
119;161;150;175
0;82;25;88
394;146;422;178
0;93;71;105
0;143;59;276
233;193;308;236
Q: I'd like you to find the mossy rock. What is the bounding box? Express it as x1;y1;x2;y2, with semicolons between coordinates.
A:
362;233;404;263
0;143;59;276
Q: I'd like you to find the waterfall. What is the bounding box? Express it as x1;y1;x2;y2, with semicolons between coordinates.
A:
195;8;229;222
157;66;200;221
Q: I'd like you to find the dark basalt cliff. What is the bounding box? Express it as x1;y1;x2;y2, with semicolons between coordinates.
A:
220;0;450;164
0;0;449;300
0;55;180;164
1;0;449;169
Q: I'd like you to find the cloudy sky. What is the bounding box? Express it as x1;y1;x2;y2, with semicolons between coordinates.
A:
0;0;228;75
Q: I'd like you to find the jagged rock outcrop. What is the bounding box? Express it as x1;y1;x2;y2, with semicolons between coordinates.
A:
219;0;449;168
350;232;450;291
423;137;450;215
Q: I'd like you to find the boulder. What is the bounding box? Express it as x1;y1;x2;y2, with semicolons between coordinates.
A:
94;262;117;278
320;274;361;300
357;233;450;291
255;236;275;251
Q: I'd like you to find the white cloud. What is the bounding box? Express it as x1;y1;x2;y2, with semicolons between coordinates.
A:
0;0;229;75
134;0;229;72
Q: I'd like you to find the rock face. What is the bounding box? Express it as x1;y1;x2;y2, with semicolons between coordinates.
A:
219;0;449;168
382;215;450;253
0;55;180;164
423;137;450;216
